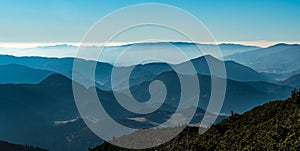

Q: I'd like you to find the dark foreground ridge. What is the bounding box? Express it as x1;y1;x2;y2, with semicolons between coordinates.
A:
93;90;300;150
0;141;47;151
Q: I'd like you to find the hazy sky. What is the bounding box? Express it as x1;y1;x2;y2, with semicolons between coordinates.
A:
0;0;299;45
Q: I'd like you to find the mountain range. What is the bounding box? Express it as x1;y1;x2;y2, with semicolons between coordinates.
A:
226;43;300;80
0;42;299;150
0;42;260;63
0;64;52;84
1;42;299;82
0;69;295;150
0;53;272;90
0;74;103;151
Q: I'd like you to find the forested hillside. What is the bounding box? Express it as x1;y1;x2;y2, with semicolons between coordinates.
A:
0;141;46;151
93;90;300;151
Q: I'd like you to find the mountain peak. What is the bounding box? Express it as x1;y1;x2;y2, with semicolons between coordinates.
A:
36;44;76;49
268;43;300;48
40;73;71;85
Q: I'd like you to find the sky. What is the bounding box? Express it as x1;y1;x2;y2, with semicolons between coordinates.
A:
0;0;300;48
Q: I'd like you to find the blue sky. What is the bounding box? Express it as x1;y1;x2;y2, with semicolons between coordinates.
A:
0;0;299;45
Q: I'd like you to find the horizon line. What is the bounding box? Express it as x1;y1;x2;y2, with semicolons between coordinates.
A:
0;41;300;49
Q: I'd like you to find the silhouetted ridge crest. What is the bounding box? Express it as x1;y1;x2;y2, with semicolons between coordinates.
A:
39;73;72;86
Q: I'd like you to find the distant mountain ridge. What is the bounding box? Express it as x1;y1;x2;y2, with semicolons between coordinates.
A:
226;43;300;80
0;42;260;60
0;54;272;91
279;74;300;88
0;64;52;84
127;70;293;114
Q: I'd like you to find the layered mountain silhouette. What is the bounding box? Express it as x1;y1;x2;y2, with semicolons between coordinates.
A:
279;74;300;88
0;54;272;90
0;42;259;60
2;43;299;82
0;43;299;150
127;70;293;114
0;72;294;150
0;74;103;151
226;43;300;80
0;64;52;84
